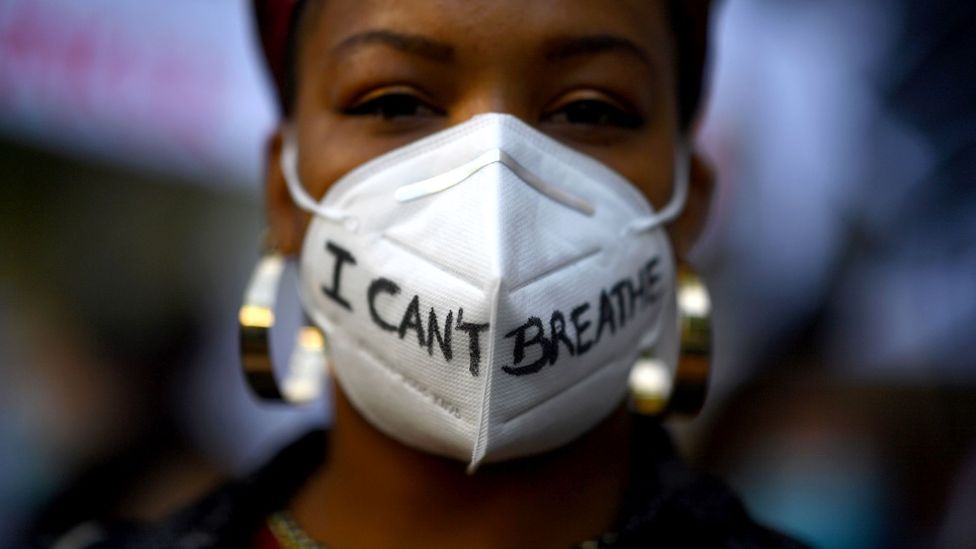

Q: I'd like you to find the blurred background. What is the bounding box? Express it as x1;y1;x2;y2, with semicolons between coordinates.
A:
1;0;973;547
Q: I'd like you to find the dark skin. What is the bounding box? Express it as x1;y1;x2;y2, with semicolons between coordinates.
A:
264;1;714;547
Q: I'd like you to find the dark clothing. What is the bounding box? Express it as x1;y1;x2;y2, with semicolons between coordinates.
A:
39;418;807;548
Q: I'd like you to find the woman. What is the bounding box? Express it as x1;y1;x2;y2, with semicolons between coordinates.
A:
54;0;805;547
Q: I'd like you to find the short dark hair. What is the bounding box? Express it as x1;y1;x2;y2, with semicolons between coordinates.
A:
254;0;711;129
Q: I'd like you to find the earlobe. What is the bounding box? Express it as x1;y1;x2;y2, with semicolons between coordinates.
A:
669;149;715;261
265;125;306;255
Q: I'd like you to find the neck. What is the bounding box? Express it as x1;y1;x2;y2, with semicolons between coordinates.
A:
291;382;633;549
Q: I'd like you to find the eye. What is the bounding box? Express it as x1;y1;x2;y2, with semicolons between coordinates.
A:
342;91;443;120
543;99;644;129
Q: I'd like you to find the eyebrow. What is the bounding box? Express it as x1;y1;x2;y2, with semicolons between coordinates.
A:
543;34;653;69
332;30;455;63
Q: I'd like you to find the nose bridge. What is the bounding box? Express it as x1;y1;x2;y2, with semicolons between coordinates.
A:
450;76;534;126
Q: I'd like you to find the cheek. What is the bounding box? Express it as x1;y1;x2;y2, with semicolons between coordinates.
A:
576;136;675;213
629;150;676;213
297;116;435;201
568;94;679;213
292;66;441;201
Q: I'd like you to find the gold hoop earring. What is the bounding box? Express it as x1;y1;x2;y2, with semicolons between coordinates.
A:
239;252;328;404
629;267;711;417
668;268;711;416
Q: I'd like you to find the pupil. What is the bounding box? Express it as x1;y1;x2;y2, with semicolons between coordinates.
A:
569;101;610;125
384;96;417;118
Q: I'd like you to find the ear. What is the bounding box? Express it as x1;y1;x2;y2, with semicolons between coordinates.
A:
265;125;306;256
669;148;715;261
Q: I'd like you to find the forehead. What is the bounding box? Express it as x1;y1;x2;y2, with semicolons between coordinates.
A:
306;0;671;63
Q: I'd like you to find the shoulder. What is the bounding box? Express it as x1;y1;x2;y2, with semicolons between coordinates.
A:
35;430;327;549
612;417;808;548
611;473;809;548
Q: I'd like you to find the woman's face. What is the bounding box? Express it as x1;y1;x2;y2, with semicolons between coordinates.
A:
270;0;698;252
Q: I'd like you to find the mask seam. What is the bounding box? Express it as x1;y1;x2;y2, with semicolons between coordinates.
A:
469;278;501;471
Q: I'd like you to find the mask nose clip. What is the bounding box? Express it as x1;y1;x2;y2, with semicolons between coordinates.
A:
394;148;596;216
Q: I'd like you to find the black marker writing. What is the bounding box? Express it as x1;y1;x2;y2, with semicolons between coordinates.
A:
398;295;425;347
368;277;400;332
502;257;661;376
594;289;617;342
570;303;593;356
549;310;575;365
427;308;453;361
321;241;356;311
456;307;489;377
501;317;551;376
365;282;489;377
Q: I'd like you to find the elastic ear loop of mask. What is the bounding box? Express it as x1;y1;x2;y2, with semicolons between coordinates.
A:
624;143;690;235
281;128;351;224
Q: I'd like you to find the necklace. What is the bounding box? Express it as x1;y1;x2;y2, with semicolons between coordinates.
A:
267;511;327;549
267;509;617;548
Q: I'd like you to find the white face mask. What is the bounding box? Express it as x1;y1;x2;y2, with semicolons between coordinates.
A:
283;113;686;471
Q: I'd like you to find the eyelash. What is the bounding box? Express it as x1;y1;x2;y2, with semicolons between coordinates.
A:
341;92;644;129
542;99;644;129
341;93;443;120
